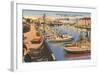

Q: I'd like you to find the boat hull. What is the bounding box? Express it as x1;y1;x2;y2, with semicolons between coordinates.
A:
64;47;90;54
48;37;73;42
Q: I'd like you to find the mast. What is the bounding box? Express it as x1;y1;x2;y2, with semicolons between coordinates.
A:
43;13;46;38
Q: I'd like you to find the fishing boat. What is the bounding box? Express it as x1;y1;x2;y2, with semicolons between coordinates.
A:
64;42;90;54
47;34;73;42
23;24;44;57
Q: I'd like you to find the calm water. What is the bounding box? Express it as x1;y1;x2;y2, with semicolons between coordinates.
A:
45;25;89;60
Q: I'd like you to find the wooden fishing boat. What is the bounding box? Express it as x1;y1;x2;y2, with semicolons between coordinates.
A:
23;24;44;56
64;43;90;54
47;35;73;42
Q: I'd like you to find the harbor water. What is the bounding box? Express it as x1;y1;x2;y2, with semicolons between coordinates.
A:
46;25;90;60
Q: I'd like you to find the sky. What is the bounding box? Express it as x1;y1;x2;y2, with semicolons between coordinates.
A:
23;10;91;17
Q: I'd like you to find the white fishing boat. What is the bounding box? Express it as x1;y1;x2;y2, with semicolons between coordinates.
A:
47;34;73;42
64;42;90;53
